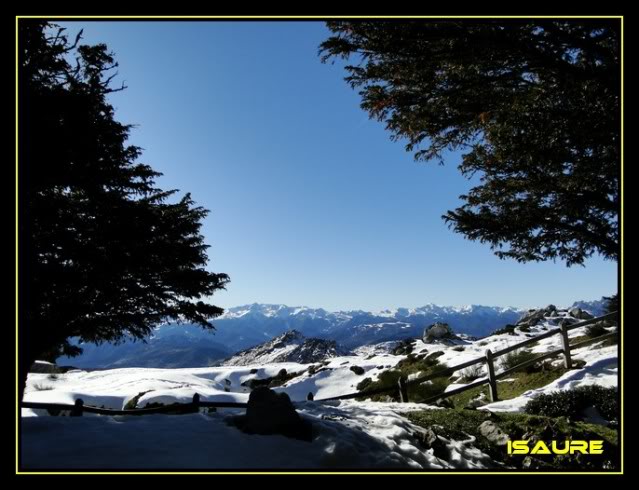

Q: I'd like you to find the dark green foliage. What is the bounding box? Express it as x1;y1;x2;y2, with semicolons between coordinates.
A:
572;322;617;348
499;349;539;373
586;323;608;338
356;377;373;391
424;351;445;362
489;324;517;336
396;351;444;372
358;355;450;402
603;294;619;315
349;365;365;375
241;369;306;389
525;386;618;425
408;409;618;470
391;339;414;355
321;21;619;266
18;22;229;399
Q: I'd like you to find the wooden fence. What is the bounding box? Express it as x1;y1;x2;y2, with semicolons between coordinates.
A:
21;394;248;416
316;311;619;404
20;311;618;415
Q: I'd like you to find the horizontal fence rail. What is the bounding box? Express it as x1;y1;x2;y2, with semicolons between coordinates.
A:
21;395;248;416
20;312;618;416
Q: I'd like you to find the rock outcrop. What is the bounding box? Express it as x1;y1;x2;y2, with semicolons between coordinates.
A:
232;387;312;442
223;330;349;366
422;323;460;344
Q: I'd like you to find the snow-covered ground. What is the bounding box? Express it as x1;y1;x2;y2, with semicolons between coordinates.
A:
22;400;497;469
480;344;618;412
21;312;618;470
23;352;402;410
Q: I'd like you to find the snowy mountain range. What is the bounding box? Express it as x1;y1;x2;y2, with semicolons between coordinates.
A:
56;299;607;369
223;330;348;366
213;303;524;350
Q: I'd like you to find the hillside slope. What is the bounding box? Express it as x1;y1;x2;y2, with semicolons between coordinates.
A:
26;305;617;470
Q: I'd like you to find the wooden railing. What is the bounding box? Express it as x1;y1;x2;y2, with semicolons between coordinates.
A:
20;312;618;415
21;394;248;416
316;311;619;404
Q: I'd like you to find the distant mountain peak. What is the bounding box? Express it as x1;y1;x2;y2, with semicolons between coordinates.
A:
222;330;348;366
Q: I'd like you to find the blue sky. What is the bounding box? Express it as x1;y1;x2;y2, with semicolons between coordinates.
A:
62;21;618;311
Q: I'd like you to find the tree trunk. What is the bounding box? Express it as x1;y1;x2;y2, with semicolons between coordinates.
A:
18;335;41;405
18;350;34;405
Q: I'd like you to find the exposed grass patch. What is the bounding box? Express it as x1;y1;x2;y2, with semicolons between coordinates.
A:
357;354;451;402
498;367;568;399
571;331;618;349
499;348;539;372
124;390;153;410
33;383;54;391
596;336;618;348
460;364;484;382
570;334;588;345
406;408;618;470
448;366;568;409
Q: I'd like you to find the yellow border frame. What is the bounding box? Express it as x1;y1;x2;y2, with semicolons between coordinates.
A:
15;14;624;476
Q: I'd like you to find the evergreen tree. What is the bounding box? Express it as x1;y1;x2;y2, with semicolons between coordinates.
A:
18;22;230;400
321;20;620;266
603;294;619;315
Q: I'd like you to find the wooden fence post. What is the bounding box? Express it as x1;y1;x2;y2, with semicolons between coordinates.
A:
71;398;83;417
485;350;499;402
559;324;573;369
398;377;409;403
192;393;200;412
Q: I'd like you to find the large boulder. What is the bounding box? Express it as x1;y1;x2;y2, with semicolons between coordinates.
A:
479;420;510;446
413;427;449;460
522;456;555;470
349;365;365;375
422;323;456;344
568;307;594;321
517;308;546;327
235;387;312;441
